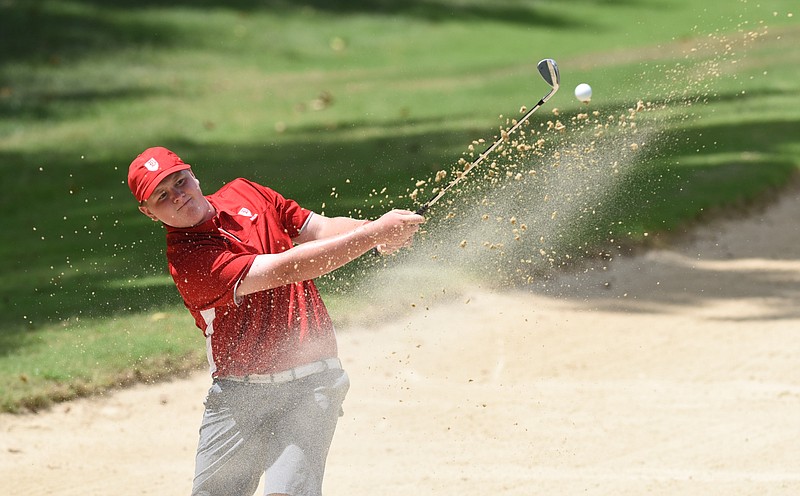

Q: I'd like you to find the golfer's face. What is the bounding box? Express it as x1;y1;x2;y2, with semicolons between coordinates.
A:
141;170;212;228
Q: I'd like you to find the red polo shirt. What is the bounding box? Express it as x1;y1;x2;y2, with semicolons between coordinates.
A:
165;178;337;377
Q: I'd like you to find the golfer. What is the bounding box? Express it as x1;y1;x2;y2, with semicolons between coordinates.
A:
127;146;423;496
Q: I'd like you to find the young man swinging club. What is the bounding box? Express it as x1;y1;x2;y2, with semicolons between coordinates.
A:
128;146;424;496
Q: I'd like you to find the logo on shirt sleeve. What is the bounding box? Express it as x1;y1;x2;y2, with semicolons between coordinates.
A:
237;207;258;221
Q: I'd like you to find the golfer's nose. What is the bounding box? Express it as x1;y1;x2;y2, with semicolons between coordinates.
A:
169;187;184;203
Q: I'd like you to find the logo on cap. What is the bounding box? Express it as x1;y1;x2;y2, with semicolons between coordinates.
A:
144;158;160;171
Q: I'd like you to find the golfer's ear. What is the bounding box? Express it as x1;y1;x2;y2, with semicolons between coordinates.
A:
138;204;159;222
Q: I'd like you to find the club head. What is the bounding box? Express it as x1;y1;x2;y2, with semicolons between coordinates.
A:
537;58;560;89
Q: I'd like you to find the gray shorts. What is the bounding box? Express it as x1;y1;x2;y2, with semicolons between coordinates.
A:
191;367;350;496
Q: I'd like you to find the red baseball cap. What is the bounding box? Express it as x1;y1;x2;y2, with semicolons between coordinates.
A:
128;147;192;202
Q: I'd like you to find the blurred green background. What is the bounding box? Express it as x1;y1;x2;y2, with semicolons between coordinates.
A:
1;0;798;412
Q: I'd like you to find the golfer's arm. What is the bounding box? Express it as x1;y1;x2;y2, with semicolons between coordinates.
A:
293;214;369;244
235;221;377;297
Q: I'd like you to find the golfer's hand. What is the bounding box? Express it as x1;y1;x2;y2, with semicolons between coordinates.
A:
372;209;424;255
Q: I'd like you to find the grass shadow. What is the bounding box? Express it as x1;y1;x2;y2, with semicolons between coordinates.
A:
0;0;588;70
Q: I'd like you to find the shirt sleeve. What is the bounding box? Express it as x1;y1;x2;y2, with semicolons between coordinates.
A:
278;197;311;238
168;236;256;311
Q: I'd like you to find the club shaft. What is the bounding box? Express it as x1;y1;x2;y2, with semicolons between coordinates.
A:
415;89;556;216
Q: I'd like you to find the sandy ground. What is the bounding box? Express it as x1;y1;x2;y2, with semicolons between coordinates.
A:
3;185;800;495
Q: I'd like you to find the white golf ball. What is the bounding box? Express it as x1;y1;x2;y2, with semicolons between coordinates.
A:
574;83;592;103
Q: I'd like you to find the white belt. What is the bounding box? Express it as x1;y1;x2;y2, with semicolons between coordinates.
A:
220;358;341;384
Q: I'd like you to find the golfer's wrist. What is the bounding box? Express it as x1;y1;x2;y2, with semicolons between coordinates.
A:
356;219;382;246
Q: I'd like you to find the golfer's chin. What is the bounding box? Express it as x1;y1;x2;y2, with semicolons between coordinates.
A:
165;203;209;228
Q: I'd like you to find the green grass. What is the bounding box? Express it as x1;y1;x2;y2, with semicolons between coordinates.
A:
1;0;798;412
0;309;203;412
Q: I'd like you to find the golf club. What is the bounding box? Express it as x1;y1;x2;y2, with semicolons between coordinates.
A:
414;58;560;216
